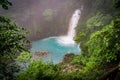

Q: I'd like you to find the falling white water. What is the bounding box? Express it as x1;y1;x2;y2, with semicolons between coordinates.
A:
58;9;81;45
68;9;81;39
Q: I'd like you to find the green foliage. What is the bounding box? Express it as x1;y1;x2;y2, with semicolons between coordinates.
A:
17;51;31;68
0;16;29;80
0;0;119;80
17;60;60;80
87;20;120;63
0;1;30;79
0;0;12;10
86;12;112;28
73;0;120;79
17;60;104;80
17;60;91;80
113;0;120;8
0;16;29;56
17;51;31;63
74;19;120;74
73;1;120;80
74;32;86;43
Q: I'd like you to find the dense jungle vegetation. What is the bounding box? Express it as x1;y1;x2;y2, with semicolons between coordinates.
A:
0;0;120;80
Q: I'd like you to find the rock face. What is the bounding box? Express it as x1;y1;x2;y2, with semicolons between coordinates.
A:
32;51;49;60
62;53;77;63
0;0;81;41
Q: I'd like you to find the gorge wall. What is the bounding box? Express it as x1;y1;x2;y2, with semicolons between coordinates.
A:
0;0;81;41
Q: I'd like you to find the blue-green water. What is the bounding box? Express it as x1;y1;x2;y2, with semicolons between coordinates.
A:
31;9;81;64
31;37;80;64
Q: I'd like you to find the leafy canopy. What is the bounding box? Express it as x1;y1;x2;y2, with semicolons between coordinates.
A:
0;16;29;57
0;0;12;10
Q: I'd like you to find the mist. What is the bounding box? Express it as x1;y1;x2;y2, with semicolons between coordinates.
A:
0;0;82;41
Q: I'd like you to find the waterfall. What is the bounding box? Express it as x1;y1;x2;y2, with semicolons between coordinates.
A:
31;9;81;63
67;9;81;39
58;9;81;45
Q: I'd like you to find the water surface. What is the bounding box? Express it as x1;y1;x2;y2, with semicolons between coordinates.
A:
31;37;80;64
31;9;81;64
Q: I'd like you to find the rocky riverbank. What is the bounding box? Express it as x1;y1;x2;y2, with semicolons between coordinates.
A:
32;51;49;60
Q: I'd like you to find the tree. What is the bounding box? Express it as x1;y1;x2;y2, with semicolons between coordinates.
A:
0;1;30;79
85;19;120;72
0;16;29;56
17;60;60;80
0;16;29;80
17;51;31;69
113;0;120;8
0;0;12;10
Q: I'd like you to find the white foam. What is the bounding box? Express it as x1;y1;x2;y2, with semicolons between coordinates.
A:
57;9;81;45
58;36;75;45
